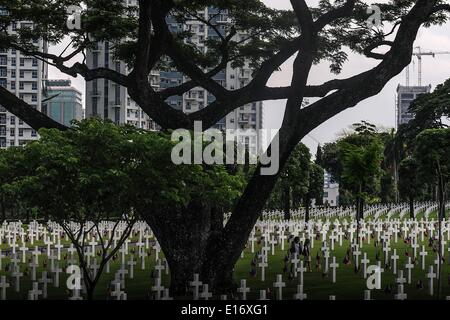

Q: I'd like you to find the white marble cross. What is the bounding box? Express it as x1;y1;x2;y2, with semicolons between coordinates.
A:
11;267;23;292
269;236;277;255
28;282;42;301
273;274;285;300
38;271;53;299
353;247;361;266
330;256;339;283
361;253;370;279
32;246;41;264
419;245;428;270
127;256;137;279
394;284;407;300
396;270;406;287
161;288;173;300
293;284;307;300
259;290;269;300
19;245;28;263
434;255;441;275
279;230;287;251
426;265;436;296
0;276;10;300
405;257;414;284
190;274;202;300
249;233;257;253
297;260;306;285
151;277;164;300
323;249;330;273
258;253;268;282
391;249;399;274
154;259;165;279
153;242;161;262
111;282;125;300
53;263;63;288
200;284;212;300
237;279;250;300
54;240;64;260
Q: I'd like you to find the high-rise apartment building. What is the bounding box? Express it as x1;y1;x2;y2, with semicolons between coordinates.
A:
0;16;48;148
43;79;83;126
85;5;263;152
85;40;159;130
396;85;432;127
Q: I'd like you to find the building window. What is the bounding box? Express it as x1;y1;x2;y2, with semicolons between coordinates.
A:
19;82;24;90
11;70;15;78
18;128;23;136
0;79;6;87
32;70;37;78
0;56;6;65
32;58;38;67
10;128;14;136
32;82;37;90
31;130;37;137
10;140;15;147
19;70;24;78
92;97;98;115
31;94;37;102
10;81;15;90
92;52;98;68
11;57;16;66
20;58;25;66
10;116;15;125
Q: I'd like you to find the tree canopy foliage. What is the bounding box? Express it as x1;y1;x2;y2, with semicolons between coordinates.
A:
0;118;245;221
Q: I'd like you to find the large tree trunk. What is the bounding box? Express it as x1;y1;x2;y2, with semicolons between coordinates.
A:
142;202;235;296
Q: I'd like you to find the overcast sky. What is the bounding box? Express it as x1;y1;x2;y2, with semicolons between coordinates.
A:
48;0;450;155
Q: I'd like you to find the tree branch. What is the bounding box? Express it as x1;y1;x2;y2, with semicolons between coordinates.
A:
0;85;68;131
314;0;357;31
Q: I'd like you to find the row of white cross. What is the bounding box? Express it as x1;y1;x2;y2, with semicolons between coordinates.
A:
0;200;449;300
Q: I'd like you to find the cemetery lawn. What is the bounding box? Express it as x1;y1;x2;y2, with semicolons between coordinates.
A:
2;213;450;300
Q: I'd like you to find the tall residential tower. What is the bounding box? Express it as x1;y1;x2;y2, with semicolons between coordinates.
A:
396;84;432;127
43;79;83;126
85;5;263;152
0;17;48;148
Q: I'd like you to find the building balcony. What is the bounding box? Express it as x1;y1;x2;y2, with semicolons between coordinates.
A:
238;117;250;123
89;91;102;97
109;101;122;108
185;95;197;100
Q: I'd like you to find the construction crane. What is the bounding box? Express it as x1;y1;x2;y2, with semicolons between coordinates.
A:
406;46;450;86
